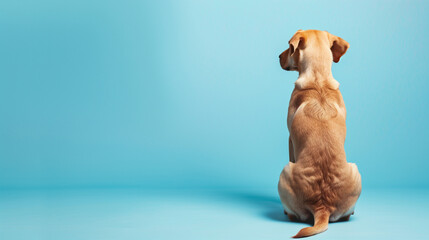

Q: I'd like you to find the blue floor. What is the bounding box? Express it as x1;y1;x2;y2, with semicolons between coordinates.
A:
0;187;427;240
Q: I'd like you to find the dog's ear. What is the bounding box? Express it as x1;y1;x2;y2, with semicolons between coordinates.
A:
329;33;349;63
289;31;306;56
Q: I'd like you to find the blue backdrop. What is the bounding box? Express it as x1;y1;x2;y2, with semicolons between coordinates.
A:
1;0;428;189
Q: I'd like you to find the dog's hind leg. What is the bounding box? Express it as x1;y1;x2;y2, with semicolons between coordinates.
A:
289;137;296;163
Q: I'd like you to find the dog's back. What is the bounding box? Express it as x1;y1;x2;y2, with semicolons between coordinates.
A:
289;85;359;209
280;85;361;238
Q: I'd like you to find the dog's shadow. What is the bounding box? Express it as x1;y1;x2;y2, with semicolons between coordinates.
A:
222;191;303;225
223;191;355;225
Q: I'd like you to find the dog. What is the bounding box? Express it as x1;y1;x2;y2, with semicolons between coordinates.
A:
278;30;362;238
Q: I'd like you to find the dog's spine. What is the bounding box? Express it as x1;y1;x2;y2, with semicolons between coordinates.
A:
292;209;330;238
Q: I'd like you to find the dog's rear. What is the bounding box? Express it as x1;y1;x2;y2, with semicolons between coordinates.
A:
278;30;362;238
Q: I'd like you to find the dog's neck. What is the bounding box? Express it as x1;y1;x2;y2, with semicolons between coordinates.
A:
295;58;340;90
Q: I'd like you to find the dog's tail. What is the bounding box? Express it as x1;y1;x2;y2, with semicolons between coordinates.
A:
292;209;330;238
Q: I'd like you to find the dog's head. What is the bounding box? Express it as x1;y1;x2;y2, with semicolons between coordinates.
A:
279;30;349;72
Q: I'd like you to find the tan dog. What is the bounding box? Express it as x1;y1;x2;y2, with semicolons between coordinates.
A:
278;30;362;238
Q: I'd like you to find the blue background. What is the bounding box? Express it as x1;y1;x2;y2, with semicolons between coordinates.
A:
2;0;428;189
1;1;429;239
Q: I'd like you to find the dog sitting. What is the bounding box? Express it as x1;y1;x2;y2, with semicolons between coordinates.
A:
278;30;362;238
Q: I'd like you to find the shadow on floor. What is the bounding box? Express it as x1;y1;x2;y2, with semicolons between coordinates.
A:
220;191;304;225
221;190;355;225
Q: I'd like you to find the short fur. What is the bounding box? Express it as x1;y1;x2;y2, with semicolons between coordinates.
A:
278;30;361;238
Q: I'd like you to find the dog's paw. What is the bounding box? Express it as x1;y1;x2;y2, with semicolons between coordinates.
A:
339;215;351;222
283;210;299;222
287;214;299;222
